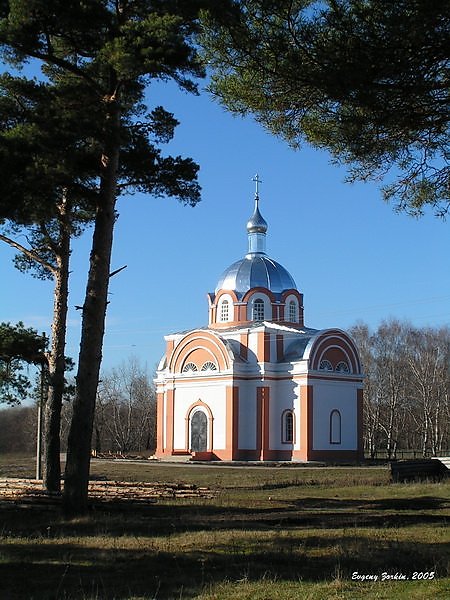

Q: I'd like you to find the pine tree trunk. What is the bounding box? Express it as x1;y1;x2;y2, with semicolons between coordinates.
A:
43;198;71;492
63;105;120;516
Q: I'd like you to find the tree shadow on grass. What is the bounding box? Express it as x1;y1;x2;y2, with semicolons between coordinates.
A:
288;495;448;511
0;533;448;600
1;494;448;540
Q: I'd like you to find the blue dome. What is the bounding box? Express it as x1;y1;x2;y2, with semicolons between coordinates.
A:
215;254;297;297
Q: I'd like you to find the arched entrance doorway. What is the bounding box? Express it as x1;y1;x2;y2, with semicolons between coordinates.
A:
190;410;207;452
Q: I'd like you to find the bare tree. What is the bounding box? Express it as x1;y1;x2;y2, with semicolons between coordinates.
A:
350;323;382;458
95;358;156;455
405;326;450;456
372;321;409;459
351;320;449;459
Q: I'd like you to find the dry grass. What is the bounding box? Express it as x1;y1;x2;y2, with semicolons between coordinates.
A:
0;454;448;599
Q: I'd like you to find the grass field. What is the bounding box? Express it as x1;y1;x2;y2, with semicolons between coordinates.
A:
0;454;449;599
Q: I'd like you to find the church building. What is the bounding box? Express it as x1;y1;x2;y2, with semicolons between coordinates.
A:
155;179;363;461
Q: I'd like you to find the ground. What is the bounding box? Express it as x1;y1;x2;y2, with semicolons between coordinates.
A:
0;455;448;599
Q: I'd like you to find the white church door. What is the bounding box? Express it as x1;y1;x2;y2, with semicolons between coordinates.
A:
190;410;208;452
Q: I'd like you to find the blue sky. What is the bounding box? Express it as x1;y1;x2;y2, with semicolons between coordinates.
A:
1;79;449;376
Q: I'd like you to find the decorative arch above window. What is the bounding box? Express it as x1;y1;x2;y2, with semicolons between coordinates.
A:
252;298;265;321
201;361;218;372
182;362;198;373
336;361;350;373
319;359;333;371
330;409;341;444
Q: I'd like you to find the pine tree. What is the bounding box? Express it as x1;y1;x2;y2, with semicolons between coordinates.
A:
0;0;216;513
0;321;46;404
202;0;450;216
0;74;98;492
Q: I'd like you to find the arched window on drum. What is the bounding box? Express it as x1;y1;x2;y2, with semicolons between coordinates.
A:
252;298;265;321
288;300;297;322
220;299;229;322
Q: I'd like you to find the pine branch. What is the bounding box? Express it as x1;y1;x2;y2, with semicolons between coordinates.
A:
21;46;103;97
0;233;56;276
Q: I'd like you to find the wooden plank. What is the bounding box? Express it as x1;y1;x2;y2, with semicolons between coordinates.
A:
0;477;216;506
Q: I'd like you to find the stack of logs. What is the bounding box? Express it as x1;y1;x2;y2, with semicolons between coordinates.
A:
0;478;216;508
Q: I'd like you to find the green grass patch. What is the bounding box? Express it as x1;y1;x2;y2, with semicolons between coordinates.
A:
0;454;448;599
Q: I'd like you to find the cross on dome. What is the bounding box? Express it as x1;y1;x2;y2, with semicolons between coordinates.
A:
252;173;263;197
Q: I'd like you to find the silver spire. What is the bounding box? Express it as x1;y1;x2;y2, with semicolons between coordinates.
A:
247;174;267;253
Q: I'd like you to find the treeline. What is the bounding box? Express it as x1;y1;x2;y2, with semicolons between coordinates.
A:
350;320;449;459
0;359;156;456
0;405;36;454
